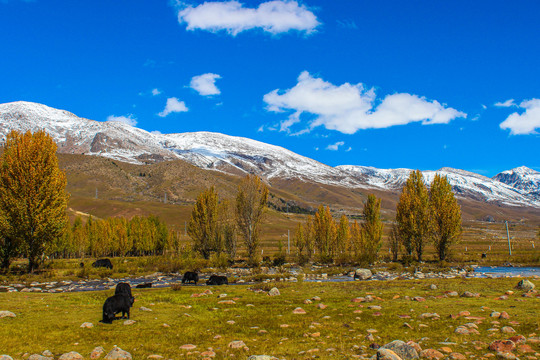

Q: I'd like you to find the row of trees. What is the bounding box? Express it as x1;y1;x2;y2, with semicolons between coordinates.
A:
53;215;177;258
188;175;269;263
393;170;462;262
293;194;383;264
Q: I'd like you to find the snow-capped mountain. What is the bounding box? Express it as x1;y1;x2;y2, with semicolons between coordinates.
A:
0;101;539;209
337;165;540;208
493;166;540;201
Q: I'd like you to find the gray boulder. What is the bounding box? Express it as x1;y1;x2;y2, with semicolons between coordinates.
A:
59;352;84;360
516;279;535;291
377;349;403;360
380;340;419;360
354;269;373;280
268;287;280;296
104;346;132;360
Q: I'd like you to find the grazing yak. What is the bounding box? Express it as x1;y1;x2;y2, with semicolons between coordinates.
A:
206;274;228;285
92;258;113;269
136;282;152;288
115;282;133;300
182;271;199;284
102;294;134;323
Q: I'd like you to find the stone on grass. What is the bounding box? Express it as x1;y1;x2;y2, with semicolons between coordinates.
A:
501;326;516;334
104;346;132;360
228;340;247;349
123;320;136;325
354;269;373;280
496;352;519;360
448;352;466;360
90;346;105;359
28;355;52;360
489;340;516;352
380;340;419;360
139;306;152;312
59;352;84;360
147;356;163;359
0;311;16;318
0;356;13;360
419;349;444;359
516;279;535;291
377;348;403;360
180;345;197;350
461;291;480;298
268;287;280;296
248;355;279;360
293;307;306;314
80;322;94;328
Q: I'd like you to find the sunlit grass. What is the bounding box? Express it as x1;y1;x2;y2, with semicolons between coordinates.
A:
0;278;538;359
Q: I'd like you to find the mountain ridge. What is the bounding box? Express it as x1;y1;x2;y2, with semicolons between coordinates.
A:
1;101;539;209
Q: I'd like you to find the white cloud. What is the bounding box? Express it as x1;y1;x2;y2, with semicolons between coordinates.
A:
158;97;189;117
177;0;319;36
106;114;137;127
494;99;517;107
326;141;344;151
190;73;222;96
499;99;540;135
152;88;161;96
263;71;466;134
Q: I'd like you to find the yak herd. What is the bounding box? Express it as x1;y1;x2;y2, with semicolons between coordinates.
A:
94;259;228;324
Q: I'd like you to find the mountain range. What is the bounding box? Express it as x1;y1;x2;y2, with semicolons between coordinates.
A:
1;101;539;215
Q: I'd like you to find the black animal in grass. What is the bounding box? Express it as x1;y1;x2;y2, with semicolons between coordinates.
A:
182;271;199;284
100;282;135;324
206;274;228;285
92;258;113;269
115;282;133;300
101;294;134;323
136;282;152;288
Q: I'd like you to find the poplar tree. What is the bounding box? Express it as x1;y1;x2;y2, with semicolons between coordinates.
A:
0;130;69;272
235;175;268;262
429;174;462;261
361;194;384;264
396;170;430;262
188;186;221;259
313;205;336;263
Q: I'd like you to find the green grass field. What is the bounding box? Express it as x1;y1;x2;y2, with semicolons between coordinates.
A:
0;278;538;359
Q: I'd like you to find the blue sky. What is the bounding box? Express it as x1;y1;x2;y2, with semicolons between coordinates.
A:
1;0;539;176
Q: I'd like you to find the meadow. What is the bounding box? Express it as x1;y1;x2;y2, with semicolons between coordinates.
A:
0;277;538;359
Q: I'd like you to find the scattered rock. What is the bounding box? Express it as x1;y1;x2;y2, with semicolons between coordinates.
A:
228;340;247;349
354;268;373;280
448;352;466;360
59;352;84;360
123;320;136;325
489;340;516;352
461;291;480;298
429;284;438;290
419;349;444;359
28;355;52;360
293;307;306;314
516;280;535;291
104;346;132;360
247;356;279;360
268;287;280;296
147;356;163;359
139;306;152;312
0;356;14;360
179;345;197;350
80;322;94;328
501;326;516;334
90;346;105;359
380;340;419;360
377;348;402;360
496;352;519;360
0;311;16;318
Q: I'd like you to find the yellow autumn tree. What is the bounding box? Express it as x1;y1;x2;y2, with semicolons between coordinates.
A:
361;194;384;264
188;186;221;259
235;175;269;263
313;205;336;263
0;130;69;272
429;174;462;261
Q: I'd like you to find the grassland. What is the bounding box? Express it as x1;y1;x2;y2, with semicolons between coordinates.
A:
0;278;538;359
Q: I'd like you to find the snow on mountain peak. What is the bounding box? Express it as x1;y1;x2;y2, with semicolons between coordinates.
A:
0;101;538;208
